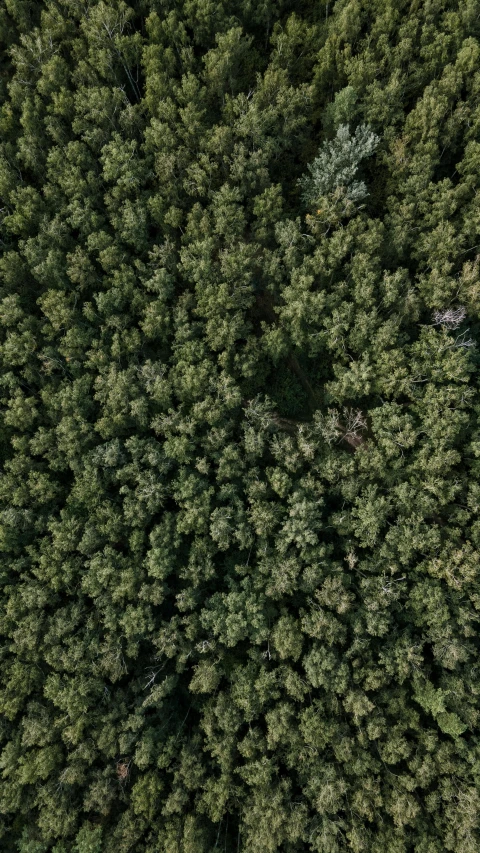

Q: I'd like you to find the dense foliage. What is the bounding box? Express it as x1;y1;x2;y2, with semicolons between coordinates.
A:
1;0;480;850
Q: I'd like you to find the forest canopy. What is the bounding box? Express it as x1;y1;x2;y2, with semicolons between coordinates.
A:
1;0;480;851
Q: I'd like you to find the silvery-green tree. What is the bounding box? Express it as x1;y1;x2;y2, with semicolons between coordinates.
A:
298;123;380;207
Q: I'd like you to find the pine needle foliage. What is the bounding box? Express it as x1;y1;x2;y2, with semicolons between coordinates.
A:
298;123;380;206
1;1;480;852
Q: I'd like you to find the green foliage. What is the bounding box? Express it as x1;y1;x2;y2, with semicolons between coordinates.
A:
1;0;480;851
